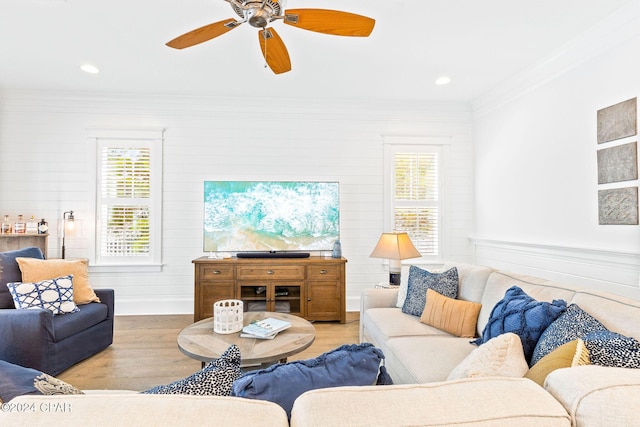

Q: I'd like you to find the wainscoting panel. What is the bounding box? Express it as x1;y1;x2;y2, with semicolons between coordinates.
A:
470;237;640;300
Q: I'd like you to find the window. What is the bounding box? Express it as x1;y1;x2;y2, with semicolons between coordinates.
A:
89;129;163;270
384;139;446;261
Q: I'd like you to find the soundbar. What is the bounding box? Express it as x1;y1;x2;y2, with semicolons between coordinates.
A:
236;252;311;259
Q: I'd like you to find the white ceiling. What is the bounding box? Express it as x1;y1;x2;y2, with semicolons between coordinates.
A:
0;0;635;104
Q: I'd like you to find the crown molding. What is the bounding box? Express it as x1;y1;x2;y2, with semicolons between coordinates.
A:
471;1;640;117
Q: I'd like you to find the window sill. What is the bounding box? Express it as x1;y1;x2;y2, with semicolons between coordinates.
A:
89;264;163;273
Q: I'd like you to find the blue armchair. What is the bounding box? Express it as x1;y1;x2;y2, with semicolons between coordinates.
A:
0;247;114;375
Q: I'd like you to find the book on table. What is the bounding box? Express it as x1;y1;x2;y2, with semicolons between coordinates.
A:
241;317;291;339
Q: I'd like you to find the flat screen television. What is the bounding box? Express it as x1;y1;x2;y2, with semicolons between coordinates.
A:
203;181;340;253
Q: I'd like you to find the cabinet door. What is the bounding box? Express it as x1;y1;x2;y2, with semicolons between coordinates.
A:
198;281;235;321
306;281;341;321
306;263;344;322
239;281;304;316
273;282;304;317
238;281;269;312
195;264;235;321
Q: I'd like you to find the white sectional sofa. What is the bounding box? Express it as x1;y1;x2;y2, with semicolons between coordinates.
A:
354;262;640;426
3;262;640;426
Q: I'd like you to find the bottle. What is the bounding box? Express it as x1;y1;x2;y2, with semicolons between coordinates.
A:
38;218;48;234
1;215;11;234
13;215;26;234
332;240;342;258
26;216;38;234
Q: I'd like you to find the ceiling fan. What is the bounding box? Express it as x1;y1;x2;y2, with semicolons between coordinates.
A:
166;0;375;74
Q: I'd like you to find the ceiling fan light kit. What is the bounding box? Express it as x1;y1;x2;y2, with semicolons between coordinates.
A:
166;0;375;74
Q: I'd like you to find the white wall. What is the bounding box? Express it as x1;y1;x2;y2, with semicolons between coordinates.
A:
472;3;640;298
0;91;474;314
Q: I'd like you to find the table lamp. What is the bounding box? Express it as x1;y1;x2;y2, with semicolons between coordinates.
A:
370;232;421;286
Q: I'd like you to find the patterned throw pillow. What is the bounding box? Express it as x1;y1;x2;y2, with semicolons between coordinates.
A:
0;360;83;403
6;275;79;315
530;303;608;365
17;257;100;305
583;331;640;369
143;344;242;396
401;266;458;317
472;286;567;364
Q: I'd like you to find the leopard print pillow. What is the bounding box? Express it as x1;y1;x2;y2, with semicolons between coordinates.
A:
143;344;241;396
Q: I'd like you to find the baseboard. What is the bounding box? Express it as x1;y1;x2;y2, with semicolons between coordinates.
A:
111;297;193;316
469;237;640;300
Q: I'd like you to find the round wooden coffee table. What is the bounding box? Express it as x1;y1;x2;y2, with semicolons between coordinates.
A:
177;311;316;368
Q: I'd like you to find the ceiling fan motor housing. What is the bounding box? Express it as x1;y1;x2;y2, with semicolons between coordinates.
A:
231;0;284;28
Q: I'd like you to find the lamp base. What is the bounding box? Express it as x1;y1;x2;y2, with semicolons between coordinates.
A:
389;272;401;286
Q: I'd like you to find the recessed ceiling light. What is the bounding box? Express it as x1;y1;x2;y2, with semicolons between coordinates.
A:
80;64;100;74
435;76;451;85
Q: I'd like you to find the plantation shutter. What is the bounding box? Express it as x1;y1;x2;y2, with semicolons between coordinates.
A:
393;151;440;256
99;144;152;258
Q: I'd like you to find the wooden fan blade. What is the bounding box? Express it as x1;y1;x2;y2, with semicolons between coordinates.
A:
258;28;291;75
283;9;375;37
166;18;240;49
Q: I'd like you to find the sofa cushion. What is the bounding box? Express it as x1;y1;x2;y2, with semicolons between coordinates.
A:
570;289;640;341
143;345;242;396
473;285;567;364
384;336;476;384
362;307;450;345
0;360;83;403
6;275;79;315
583;330;640;369
0;247;44;309
545;365;640;427
52;301;109;342
448;333;528;380
478;271;577;334
402;266;458;317
290;378;571;427
397;263;493;309
17;257;100;305
531;303;607;365
525;339;590;387
2;394;289;426
231;343;389;418
419;289;481;338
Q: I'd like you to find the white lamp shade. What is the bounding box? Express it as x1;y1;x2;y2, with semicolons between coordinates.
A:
369;232;421;261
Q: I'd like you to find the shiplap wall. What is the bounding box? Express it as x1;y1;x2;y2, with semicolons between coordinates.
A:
0;90;474;314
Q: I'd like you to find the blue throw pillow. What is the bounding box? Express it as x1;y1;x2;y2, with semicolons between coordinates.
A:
401;266;458;317
0;246;44;309
231;343;391;418
472;286;567;364
0;360;83;402
583;331;640;369
530;303;608;365
143;345;242;396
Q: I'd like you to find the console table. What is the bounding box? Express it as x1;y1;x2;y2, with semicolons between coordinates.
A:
0;234;48;258
192;256;347;323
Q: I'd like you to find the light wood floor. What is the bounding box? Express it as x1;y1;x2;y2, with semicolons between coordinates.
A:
57;313;360;391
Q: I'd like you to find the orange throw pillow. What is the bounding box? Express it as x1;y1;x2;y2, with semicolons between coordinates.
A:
16;258;100;305
420;289;481;338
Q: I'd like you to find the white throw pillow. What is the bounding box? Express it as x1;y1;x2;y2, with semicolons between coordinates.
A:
447;333;529;380
395;265;411;308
